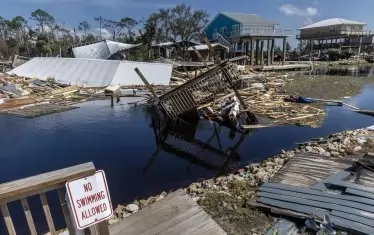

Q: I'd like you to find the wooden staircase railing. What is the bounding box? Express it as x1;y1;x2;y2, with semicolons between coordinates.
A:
0;162;109;235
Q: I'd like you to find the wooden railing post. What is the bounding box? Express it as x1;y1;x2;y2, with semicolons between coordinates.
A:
0;203;16;235
89;221;110;235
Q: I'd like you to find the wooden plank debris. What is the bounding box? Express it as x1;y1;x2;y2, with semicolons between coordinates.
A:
270;153;351;188
110;189;226;235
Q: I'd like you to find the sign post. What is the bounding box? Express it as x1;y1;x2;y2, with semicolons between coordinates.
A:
66;170;113;230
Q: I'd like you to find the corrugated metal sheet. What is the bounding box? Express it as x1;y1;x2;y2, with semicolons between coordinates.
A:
72;40;141;59
7;57;172;87
300;18;366;30
112;61;172;86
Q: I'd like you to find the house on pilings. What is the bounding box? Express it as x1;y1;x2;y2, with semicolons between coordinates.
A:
204;12;292;66
296;18;374;58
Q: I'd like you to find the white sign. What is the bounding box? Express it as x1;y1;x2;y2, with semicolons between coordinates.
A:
66;170;113;229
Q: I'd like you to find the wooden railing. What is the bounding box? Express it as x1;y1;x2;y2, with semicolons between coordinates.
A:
0;162;109;235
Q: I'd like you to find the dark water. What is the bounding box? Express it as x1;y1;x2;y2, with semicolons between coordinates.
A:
306;65;374;77
1;84;374;234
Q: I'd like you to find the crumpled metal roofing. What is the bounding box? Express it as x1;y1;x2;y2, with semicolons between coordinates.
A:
7;57;172;87
72;40;141;59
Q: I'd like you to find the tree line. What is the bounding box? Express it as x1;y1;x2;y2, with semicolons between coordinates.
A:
0;4;209;60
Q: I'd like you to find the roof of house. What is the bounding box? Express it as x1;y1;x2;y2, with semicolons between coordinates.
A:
300;18;366;30
7;57;172;87
220;12;278;26
187;43;229;52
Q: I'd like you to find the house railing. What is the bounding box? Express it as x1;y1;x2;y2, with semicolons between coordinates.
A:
0;162;109;235
296;30;372;39
231;28;292;37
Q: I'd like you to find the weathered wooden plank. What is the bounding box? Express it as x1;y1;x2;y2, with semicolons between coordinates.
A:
270;153;351;188
0;203;16;235
263;183;374;206
110;190;226;235
40;193;56;235
0;162;95;203
57;188;75;234
90;221;110;235
260;187;374;213
21;198;37;235
111;192;192;234
259;192;374;219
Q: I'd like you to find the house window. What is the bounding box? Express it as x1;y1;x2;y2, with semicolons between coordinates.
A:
213;28;217;34
220;27;227;34
232;24;240;32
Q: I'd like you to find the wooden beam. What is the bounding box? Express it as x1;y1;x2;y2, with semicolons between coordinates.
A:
134;67;160;102
0;203;16;235
192;46;209;69
21;198;37;235
40;193;56;235
200;34;220;64
0;162;95;204
90;221;110;235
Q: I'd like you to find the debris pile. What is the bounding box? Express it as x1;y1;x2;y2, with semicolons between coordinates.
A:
0;74;99;115
166;62;327;128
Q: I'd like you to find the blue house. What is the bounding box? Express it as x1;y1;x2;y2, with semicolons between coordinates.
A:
204;12;292;66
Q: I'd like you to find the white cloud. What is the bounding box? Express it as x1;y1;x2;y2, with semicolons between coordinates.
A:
279;4;318;25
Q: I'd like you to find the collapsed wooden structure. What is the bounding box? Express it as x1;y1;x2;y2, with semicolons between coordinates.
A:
157;61;257;129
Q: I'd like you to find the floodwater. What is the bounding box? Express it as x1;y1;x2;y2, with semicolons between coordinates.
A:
1;72;374;234
306;64;374;76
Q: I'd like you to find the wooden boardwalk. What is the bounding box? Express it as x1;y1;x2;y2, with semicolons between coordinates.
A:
110;190;226;235
261;64;311;71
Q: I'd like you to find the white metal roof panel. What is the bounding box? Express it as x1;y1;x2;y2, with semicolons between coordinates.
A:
8;57;120;87
72;40;141;59
111;61;172;86
7;58;172;87
300;18;366;30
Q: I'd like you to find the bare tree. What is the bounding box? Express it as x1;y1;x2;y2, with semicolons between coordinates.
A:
104;17;138;40
94;16;105;39
78;21;90;37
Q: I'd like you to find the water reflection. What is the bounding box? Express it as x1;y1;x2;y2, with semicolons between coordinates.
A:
304;65;374;77
143;111;250;176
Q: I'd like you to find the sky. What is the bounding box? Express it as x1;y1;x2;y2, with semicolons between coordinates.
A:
1;0;374;46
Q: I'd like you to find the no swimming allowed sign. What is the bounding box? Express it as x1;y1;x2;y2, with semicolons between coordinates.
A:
66;170;113;229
